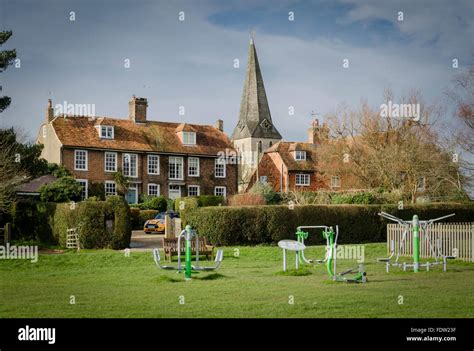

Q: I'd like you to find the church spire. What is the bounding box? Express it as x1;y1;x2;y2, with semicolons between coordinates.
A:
232;38;282;140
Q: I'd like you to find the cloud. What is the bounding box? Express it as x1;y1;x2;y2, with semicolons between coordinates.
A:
0;0;472;144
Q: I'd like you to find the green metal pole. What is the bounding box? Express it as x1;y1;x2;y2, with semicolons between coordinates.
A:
185;225;192;280
413;215;420;273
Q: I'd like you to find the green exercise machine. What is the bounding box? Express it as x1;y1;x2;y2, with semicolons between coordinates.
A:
289;225;367;283
317;225;367;283
153;225;223;281
378;212;456;273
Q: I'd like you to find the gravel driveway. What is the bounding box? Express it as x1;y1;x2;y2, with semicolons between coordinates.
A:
129;230;162;251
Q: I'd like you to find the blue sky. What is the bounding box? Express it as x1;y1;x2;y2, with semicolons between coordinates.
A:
1;0;473;143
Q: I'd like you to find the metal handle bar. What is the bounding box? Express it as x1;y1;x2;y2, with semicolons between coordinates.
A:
297;226;331;231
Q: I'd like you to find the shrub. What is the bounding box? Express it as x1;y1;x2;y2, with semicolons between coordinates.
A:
11;200;57;243
137;195;167;211
174;197;199;213
88;182;106;200
11;197;132;249
196;195;225;207
39;176;82;202
130;207;141;229
250;182;281;204
185;203;474;246
105;195;132;249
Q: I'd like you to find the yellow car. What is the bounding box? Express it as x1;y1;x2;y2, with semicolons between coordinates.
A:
143;211;179;234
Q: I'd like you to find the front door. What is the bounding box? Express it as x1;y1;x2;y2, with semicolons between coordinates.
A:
168;185;181;200
126;184;138;204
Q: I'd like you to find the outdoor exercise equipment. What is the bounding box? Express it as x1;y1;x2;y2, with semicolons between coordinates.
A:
278;239;306;271
152;225;223;281
318;225;367;283
377;212;456;273
295;226;322;264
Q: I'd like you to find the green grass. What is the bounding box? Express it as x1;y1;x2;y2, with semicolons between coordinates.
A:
0;243;473;318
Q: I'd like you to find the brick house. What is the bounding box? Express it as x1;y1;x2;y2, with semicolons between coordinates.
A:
248;119;362;193
37;96;237;203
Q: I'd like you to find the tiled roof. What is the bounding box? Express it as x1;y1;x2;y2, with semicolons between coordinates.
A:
15;174;58;194
266;141;319;171
50;116;234;156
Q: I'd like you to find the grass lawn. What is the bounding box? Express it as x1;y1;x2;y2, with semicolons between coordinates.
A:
1;243;473;318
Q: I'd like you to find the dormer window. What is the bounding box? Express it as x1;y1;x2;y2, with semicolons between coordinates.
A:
294;150;306;161
100;126;114;139
182;132;196;145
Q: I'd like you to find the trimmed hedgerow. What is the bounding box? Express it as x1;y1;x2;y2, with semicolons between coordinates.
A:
11;196;132;249
174;197;199;213
106;195;132;249
196;195;225;207
185;203;474;246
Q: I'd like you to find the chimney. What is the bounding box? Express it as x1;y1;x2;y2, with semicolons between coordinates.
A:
46;99;54;122
128;95;148;123
308;119;329;144
215;119;224;132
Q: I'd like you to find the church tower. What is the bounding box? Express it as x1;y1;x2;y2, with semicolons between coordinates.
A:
232;38;282;192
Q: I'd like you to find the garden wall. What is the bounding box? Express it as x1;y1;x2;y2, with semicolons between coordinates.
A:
185;203;474;246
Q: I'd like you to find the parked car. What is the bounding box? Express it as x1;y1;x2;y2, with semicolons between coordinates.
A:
143;211;180;234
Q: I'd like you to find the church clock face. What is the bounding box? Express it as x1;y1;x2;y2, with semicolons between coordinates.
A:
260;118;271;129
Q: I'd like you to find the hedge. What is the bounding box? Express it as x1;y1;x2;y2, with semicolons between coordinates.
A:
11;196;132;249
11;200;57;244
174;195;225;226
184;203;474;246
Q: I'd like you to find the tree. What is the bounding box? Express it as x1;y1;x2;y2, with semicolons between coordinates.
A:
320;91;467;203
0;128;48;178
0;31;17;113
449;57;474;157
0;133;22;213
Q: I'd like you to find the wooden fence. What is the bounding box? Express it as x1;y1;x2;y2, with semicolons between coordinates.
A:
387;223;474;262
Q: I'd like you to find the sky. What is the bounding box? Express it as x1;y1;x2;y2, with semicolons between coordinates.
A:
1;0;473;143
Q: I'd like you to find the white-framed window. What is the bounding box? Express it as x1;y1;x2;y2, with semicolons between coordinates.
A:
99;125;114;139
105;181;117;196
331;176;341;188
296;174;310;186
169;157;184;180
147;154;160;175
214;186;226;197
417;177;426;192
42;125;47;138
74;150;88;171
295;151;306;161
188;157;200;177
76;179;88;200
215;158;226;178
148;183;160;197
104;152;117;172
182;132;196;145
260;176;268;184
188;185;200;196
123;153;138;177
